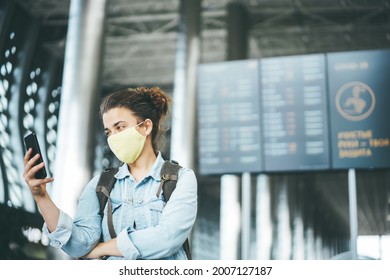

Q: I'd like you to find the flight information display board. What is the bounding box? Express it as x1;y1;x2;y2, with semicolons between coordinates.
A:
197;49;390;175
197;60;263;175
260;54;330;171
327;49;390;169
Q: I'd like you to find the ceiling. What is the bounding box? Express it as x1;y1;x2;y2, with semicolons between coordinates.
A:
16;0;390;89
13;0;390;237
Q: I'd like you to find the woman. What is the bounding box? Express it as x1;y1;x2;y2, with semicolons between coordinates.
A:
23;87;198;260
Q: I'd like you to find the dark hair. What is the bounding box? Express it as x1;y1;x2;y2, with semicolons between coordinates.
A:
100;87;171;152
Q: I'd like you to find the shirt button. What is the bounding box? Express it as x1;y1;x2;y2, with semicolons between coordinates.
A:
138;199;143;204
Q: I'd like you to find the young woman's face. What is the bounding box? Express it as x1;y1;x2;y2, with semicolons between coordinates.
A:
102;107;140;138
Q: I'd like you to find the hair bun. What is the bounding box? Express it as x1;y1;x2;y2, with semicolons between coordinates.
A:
140;87;170;118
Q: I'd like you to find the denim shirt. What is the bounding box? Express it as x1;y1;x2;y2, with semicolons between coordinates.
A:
42;153;198;260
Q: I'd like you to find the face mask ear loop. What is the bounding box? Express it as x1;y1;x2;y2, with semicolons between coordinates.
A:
137;120;152;137
135;121;146;137
136;121;144;128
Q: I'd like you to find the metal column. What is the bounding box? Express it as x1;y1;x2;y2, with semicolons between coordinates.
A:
221;1;251;260
227;2;249;60
52;0;107;217
220;175;241;259
256;174;273;259
291;184;305;259
241;172;251;259
348;168;358;259
170;0;201;169
272;178;292;259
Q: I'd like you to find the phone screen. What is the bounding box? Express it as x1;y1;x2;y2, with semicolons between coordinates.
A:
24;132;47;179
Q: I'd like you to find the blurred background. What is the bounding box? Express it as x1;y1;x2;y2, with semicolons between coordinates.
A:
0;0;390;260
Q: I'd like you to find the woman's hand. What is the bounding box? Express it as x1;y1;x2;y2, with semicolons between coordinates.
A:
82;239;123;259
82;243;105;259
23;148;54;198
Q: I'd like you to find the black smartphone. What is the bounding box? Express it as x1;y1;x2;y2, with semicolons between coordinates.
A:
24;132;47;179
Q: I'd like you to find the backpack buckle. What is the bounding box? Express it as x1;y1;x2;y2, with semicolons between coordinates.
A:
162;173;170;180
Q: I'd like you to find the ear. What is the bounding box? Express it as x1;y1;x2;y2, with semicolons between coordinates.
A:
143;119;153;136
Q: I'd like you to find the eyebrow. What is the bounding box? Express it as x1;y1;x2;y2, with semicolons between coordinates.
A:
104;121;127;132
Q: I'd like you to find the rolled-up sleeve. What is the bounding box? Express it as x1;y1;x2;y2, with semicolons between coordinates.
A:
42;210;73;248
116;229;141;259
116;168;197;259
42;175;103;258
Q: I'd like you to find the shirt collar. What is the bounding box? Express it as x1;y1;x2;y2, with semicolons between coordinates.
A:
114;151;165;181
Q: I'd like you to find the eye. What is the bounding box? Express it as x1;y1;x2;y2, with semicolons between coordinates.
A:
117;125;126;131
104;131;111;138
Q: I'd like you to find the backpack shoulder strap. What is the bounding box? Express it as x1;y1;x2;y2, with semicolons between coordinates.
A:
96;166;118;239
156;160;192;260
156;160;182;200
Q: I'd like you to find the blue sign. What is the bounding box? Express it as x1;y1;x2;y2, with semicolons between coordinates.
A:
327;49;390;169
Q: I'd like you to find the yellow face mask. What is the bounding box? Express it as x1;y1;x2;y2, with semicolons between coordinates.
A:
107;122;146;163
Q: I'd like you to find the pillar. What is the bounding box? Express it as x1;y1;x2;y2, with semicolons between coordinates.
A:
52;0;107;218
170;0;201;169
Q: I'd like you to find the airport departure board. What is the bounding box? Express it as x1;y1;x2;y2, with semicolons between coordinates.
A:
197;49;390;175
327;49;390;169
197;60;263;174
260;54;330;171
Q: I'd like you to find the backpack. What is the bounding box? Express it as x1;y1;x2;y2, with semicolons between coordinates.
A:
95;160;192;260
